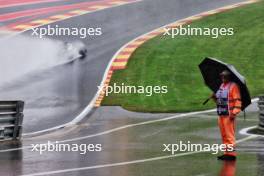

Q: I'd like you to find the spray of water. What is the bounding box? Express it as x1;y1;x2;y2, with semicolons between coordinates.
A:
0;35;85;86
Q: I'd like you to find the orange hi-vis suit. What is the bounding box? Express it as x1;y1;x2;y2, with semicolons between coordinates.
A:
219;161;236;176
215;82;242;156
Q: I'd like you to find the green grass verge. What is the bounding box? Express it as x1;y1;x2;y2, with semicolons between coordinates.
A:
103;1;264;112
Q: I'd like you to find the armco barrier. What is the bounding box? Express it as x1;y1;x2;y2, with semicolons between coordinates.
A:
0;101;24;141
258;96;264;130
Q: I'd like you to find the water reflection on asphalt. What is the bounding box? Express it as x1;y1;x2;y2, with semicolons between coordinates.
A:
0;108;262;176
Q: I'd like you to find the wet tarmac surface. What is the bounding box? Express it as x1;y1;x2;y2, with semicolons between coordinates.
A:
0;0;246;133
0;106;263;176
0;0;263;176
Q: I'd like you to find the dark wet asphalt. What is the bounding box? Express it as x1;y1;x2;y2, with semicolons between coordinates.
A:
1;0;261;175
0;0;101;15
0;107;263;176
0;0;247;133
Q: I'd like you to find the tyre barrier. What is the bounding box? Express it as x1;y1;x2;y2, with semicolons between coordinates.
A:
258;96;264;130
0;101;24;141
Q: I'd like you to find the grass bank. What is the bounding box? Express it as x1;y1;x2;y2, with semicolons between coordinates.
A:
103;1;264;112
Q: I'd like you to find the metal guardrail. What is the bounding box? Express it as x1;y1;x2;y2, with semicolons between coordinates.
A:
258;96;264;130
0;101;24;141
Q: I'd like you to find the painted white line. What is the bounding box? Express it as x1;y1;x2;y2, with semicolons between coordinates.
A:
1;98;259;152
19;135;257;176
22;27;128;137
20;151;202;176
237;148;264;152
55;98;259;144
20;0;143;137
239;125;264;138
236;135;257;143
240;126;258;136
0;108;216;152
21;0;259;137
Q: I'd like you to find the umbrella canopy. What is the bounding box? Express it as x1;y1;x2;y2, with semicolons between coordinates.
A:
199;57;251;111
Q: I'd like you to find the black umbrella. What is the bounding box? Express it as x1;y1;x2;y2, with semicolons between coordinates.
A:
199;57;251;111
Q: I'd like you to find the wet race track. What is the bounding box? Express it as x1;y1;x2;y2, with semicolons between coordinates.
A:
0;0;263;175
